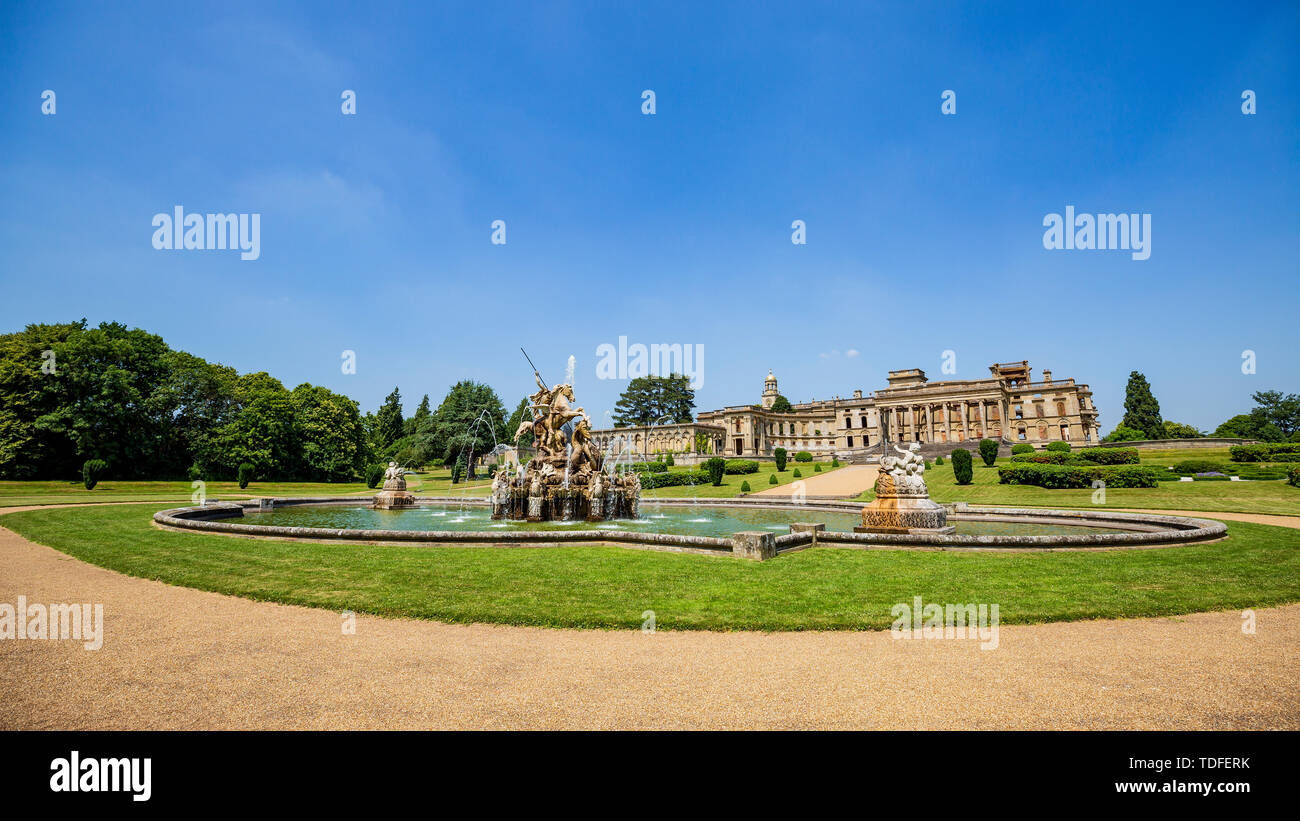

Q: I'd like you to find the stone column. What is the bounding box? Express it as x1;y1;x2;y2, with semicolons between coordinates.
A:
980;400;989;439
960;400;968;442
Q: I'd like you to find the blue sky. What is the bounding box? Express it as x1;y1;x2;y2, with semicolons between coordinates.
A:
1;1;1297;432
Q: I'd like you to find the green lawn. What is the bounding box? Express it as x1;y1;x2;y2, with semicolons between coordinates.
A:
643;461;842;498
3;503;1299;630
866;449;1300;516
0;466;492;507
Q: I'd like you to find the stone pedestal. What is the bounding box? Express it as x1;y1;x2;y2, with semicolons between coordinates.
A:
858;464;954;535
372;477;416;510
731;531;776;561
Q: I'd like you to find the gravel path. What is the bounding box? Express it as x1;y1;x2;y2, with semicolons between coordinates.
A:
2;507;1296;729
752;464;878;498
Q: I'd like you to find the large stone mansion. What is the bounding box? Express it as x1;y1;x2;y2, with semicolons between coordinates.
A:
588;360;1099;459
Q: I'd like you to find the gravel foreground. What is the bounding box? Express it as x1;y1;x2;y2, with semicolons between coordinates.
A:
1;516;1297;730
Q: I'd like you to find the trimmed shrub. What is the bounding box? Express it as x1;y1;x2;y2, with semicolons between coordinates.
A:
831;457;840;467
978;439;999;466
740;480;751;493
639;469;711;489
792;468;802;478
1171;459;1229;475
794;451;813;463
365;464;384;489
451;456;466;484
1231;443;1300;462
997;463;1162;488
950;448;973;485
1288;466;1300;487
237;462;254;490
1010;452;1084;465
768;473;777;484
631;461;668;473
813;464;822;472
1046;441;1072;453
704;457;726;487
774;447;787;472
81;459;107;490
934;456;944;465
1011;443;1034;455
664;452;675;466
723;459;760;475
1076;447;1140;465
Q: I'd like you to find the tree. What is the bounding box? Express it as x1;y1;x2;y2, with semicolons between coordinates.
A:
1249;390;1300;437
611;374;694;427
506;397;534;449
201;372;298;479
704;457;725;486
1120;371;1163;439
1103;424;1147;442
769;395;793;413
774;447;788;472
1162;421;1204;439
404;394;431;437
374;387;404;451
432;380;508;478
291;383;368;481
1213;411;1284;441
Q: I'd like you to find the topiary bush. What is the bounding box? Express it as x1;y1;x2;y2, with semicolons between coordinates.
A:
365;464;384;488
665;452;675;467
795;451;813;463
1045;441;1072;453
704;457;726;487
768;473;777;484
950;448;973;485
831;457;840;467
813;464;822;472
1171;459;1229;475
237;462;254;490
451;456;466;484
792;468;802;478
935;455;944;465
1011;443;1034;455
978;439;999;466
81;459;107;490
740;480;751;493
774;447;787;472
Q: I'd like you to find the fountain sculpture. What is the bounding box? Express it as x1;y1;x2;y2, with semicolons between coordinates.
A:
857;442;954;535
373;461;416;510
491;369;640;522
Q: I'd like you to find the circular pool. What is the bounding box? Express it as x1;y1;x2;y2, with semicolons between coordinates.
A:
153;496;1228;558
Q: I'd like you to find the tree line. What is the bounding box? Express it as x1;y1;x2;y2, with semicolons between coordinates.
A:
1106;371;1299;443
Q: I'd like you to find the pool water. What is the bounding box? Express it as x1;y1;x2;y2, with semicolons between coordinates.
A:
242;503;1126;539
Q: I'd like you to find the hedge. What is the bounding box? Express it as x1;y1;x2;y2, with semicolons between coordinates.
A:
1076;447;1140;465
1045;441;1072;453
630;461;669;473
1231;443;1300;462
1009;452;1083;465
794;451;813;462
997;463;1162;488
1011;443;1034;455
723;459;759;475
638;469;711;488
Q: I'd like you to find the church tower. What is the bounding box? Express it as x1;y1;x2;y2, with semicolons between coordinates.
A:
761;369;779;409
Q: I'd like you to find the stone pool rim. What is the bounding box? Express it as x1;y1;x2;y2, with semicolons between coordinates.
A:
153;496;1229;560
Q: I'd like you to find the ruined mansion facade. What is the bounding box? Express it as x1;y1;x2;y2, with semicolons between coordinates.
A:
588;360;1099;459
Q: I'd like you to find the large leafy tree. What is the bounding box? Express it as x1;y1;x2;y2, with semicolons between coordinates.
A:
1213;412;1285;442
769;394;793;413
611;374;695;427
1249;390;1300;437
1119;371;1163;440
291;384;368;481
200;372;298;479
432;380;509;477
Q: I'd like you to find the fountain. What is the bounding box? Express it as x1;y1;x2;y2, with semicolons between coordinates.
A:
857;442;954;535
492;363;639;522
373;461;416;510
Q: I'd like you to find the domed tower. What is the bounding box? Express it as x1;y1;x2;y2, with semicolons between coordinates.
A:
761;369;779;409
